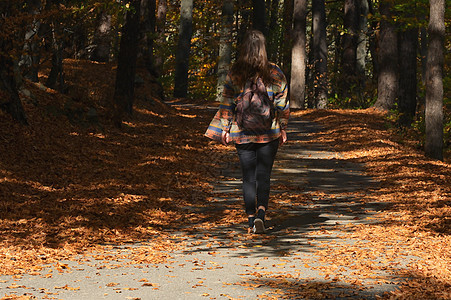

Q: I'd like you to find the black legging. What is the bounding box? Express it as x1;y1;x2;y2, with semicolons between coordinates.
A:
235;139;279;215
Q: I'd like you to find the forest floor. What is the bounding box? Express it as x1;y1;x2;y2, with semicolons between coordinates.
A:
0;60;450;299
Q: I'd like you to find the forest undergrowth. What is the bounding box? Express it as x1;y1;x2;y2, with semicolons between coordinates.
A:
0;60;449;299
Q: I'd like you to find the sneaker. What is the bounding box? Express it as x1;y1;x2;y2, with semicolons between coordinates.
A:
253;218;265;234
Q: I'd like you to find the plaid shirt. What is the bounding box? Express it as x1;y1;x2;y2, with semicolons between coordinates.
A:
219;63;289;144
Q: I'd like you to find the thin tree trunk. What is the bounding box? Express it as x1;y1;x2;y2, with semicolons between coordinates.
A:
113;0;141;127
356;0;369;94
340;0;360;100
267;0;280;62
252;0;266;35
281;0;293;77
46;22;66;92
397;27;418;127
425;0;444;160
331;24;341;99
90;11;112;63
420;26;428;85
173;0;194;98
367;0;379;83
155;0;167;77
312;0;327;108
306;34;315;108
72;20;89;59
216;0;234;102
20;0;41;82
373;0;398;111
290;0;307;109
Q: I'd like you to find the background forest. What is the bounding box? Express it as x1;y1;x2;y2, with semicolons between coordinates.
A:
0;0;449;160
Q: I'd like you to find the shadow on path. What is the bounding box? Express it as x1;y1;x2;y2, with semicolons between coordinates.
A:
0;115;399;300
165;115;399;299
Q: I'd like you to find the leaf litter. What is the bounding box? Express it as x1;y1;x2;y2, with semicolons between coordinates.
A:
0;60;449;299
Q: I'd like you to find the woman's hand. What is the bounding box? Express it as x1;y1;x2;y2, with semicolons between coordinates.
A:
279;129;287;146
222;131;230;145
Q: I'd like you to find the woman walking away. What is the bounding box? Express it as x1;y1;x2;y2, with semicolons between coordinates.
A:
205;30;289;234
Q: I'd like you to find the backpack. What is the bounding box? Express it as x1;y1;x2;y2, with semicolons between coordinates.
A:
235;77;275;134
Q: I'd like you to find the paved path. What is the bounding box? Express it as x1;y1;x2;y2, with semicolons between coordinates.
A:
0;116;407;299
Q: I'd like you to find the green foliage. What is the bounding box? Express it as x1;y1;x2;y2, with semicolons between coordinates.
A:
159;0;223;101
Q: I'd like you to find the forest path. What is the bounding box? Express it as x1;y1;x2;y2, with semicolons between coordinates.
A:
0;113;415;299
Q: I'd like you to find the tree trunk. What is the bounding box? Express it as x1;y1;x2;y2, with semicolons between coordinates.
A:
420;26;428;85
45;22;66;92
71;19;89;59
0;2;28;124
90;11;112;63
290;0;307;109
216;0;234;102
331;24;341;99
340;0;360;100
140;0;165;100
173;0;194;98
267;0;280;62
26;20;41;82
312;0;328;108
281;0;293;76
20;0;41;82
367;0;379;83
356;0;369;92
155;0;167;77
140;0;157;76
113;0;141;127
252;0;266;35
425;0;444;160
45;0;66;92
306;34;315;108
0;66;28;125
397;27;418;127
373;0;398;111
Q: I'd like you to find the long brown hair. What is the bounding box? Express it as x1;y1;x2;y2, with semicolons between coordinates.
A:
230;30;273;89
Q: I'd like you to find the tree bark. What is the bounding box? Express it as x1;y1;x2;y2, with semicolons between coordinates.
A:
216;0;234;102
71;19;89;59
113;0;141;127
373;0;398;111
155;0;167;77
20;0;41;82
367;0;379;82
281;0;293;77
90;11;112;63
397;26;418;127
331;23;341;99
420;26;428;85
340;0;360;100
252;0;266;35
290;0;307;109
139;0;157;76
173;0;194;98
356;0;369;91
267;0;280;62
0;2;28;124
425;0;444;160
45;0;66;92
45;22;66;92
306;33;315;108
312;0;328;108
